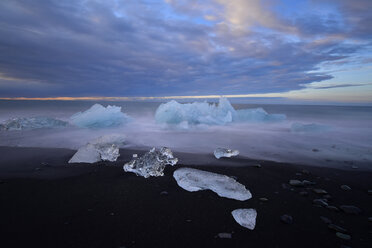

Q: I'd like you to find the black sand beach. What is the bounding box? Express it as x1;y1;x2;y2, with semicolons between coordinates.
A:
0;146;371;247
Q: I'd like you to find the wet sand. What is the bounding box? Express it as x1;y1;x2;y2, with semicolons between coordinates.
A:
0;146;371;247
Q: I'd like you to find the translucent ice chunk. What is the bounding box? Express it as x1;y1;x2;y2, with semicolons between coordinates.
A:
214;148;239;159
291;122;330;133
0;117;68;131
123;147;178;178
70;104;131;128
155;97;285;126
68;134;125;163
173;168;252;201
231;209;257;230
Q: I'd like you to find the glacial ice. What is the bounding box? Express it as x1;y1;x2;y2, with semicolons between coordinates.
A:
68;134;125;163
123;147;178;178
291;122;330;133
0;117;68;131
70;104;131;128
155;98;285;126
231;209;257;230
214;148;239;159
173;168;252;201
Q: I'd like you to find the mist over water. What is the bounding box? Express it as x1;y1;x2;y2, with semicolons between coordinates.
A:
0;100;371;170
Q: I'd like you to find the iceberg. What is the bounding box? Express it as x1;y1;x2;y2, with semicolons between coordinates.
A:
231;209;257;230
70;104;131;128
291;122;330;133
155;98;285;126
123;147;178;178
173;168;252;201
68;134;125;163
0;117;68;131
214;148;239;159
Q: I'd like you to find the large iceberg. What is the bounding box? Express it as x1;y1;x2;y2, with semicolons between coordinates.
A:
173;168;252;201
70;104;131;128
231;209;257;230
123;147;178;178
69;134;125;163
291;122;330;133
214;148;239;159
0;117;68;131
155;98;285;126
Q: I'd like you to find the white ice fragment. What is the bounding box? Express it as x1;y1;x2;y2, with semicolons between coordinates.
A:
214;148;239;159
173;168;252;201
155;98;285;127
0;117;68;131
132;154;138;158
123;147;178;178
70;104;131;128
231;208;257;230
68;134;125;163
291;122;330;133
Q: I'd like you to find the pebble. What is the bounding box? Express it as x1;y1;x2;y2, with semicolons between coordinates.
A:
320;216;332;224
299;191;309;197
253;164;262;168
280;214;293;224
323;194;332;199
302;169;310;175
216;233;232;239
289;180;304;187
312;148;319;152
281;183;290;189
110;212;115;216
313;199;328;207
259;197;268;202
34;167;41;171
302;180;316;186
326;206;339;212
340;205;361;215
340;185;351;191
313;188;328;194
336;232;351;240
160;191;169;195
328;224;347;233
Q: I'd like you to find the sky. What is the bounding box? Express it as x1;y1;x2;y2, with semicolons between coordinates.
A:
0;0;371;103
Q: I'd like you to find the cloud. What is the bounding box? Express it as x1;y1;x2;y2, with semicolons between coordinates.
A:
0;0;370;98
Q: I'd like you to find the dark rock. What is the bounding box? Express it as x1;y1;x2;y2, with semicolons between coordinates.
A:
280;214;293;224
323;194;332;199
312;148;319;152
320;216;332;224
336;232;351;240
328;224;347;233
313;188;328;194
289;180;304;187
326;206;339;212
340;205;362;215
340;185;351;191
313;199;328;207
299;191;309;197
216;233;232;239
302;180;316;186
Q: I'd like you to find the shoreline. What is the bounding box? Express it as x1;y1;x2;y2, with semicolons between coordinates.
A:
0;146;371;247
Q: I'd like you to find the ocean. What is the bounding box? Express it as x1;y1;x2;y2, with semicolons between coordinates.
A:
0;99;371;169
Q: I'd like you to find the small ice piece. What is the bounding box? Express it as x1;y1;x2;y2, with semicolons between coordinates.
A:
231;209;257;230
70;104;131;128
214;148;239;159
123;147;178;178
0;117;68;131
173;168;251;201
132;154;138;158
69;135;125;163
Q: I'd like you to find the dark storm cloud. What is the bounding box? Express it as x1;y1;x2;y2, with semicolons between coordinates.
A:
0;0;370;97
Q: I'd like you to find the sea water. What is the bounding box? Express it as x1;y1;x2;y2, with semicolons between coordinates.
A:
0;99;371;169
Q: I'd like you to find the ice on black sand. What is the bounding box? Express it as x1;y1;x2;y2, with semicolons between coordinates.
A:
214;148;239;159
231;209;257;230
